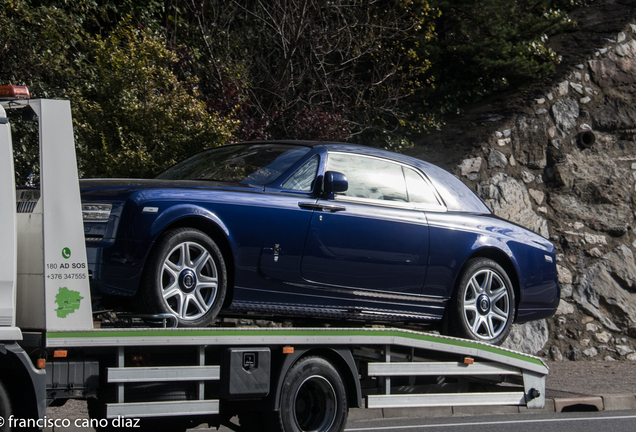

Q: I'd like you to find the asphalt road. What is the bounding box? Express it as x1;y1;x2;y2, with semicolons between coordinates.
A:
343;411;636;432
44;403;636;432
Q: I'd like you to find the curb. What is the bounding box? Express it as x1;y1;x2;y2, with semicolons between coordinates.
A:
348;394;636;421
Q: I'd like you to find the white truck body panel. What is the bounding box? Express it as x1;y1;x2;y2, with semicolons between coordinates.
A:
0;104;21;339
6;99;93;331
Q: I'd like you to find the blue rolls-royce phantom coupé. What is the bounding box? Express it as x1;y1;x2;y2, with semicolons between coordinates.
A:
80;141;560;345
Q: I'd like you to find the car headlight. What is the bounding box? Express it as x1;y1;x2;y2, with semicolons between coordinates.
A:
82;203;112;222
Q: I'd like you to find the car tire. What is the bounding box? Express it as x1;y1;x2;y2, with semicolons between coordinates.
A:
450;258;515;346
272;356;348;432
140;228;227;327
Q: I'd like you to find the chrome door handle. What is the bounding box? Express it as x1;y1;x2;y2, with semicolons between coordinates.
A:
298;202;346;212
320;204;346;212
298;202;322;210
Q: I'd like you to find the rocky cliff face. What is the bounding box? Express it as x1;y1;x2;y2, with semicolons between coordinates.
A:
408;10;636;361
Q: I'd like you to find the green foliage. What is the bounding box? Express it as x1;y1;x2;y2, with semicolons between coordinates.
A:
173;0;437;141
422;0;576;113
0;1;236;181
71;23;237;178
0;0;89;184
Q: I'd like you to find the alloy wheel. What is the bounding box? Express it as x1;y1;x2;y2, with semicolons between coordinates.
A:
462;268;510;340
160;241;218;321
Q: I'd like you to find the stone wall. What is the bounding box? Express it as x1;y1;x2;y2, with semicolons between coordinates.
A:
411;23;636;361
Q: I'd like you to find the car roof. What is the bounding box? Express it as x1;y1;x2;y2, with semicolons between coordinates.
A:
232;141;491;214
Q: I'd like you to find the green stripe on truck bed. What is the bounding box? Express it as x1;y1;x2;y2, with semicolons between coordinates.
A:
46;327;546;368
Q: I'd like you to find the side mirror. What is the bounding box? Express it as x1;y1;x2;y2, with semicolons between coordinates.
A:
324;171;348;199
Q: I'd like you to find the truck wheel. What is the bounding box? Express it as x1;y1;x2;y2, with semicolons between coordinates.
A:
275;356;348;432
141;228;227;327
450;258;515;345
0;380;11;432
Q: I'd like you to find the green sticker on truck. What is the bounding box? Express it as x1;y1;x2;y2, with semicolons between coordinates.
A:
55;287;84;318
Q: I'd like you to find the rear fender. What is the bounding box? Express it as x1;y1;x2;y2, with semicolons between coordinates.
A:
467;238;520;289
427;222;519;301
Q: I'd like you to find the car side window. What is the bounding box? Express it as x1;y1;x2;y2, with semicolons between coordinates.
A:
282;156;319;191
404;167;440;206
327;153;407;202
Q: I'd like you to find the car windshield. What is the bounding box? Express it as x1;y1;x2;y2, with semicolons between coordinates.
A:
156;143;312;185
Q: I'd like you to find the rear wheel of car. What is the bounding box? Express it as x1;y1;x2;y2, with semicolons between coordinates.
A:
140;228;227;327
450;258;515;346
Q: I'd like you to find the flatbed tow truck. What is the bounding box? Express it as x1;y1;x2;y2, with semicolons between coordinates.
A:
0;88;548;431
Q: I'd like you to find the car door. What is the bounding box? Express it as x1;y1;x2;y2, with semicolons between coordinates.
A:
300;152;431;295
255;155;321;283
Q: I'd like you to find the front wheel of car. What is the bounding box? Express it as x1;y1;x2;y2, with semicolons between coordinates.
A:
140;228;227;327
450;258;515;346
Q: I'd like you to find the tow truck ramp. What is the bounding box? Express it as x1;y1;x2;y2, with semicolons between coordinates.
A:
45;327;547;421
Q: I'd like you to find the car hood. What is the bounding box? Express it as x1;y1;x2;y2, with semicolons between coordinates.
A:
79;178;254;200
